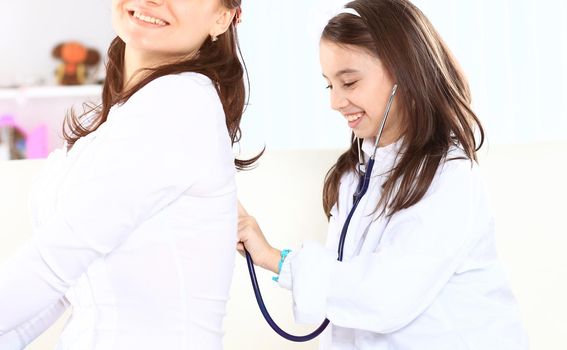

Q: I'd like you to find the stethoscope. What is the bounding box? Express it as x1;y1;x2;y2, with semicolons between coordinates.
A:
244;84;399;342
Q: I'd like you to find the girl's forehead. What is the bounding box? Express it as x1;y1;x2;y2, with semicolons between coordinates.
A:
320;41;383;72
321;40;379;62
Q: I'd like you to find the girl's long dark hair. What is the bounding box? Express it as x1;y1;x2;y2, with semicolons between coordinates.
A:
63;0;261;170
322;0;484;218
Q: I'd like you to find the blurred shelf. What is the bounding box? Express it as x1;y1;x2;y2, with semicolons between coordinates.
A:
0;85;102;101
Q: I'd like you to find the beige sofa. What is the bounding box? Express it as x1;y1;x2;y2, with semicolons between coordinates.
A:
1;143;565;349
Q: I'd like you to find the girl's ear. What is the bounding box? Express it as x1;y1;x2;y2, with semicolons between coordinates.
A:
210;8;236;38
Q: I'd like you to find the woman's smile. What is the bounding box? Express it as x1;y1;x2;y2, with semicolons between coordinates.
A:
128;9;170;27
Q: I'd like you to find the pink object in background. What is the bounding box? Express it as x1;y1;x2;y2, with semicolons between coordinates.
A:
0;114;49;159
0;115;21;129
26;124;49;158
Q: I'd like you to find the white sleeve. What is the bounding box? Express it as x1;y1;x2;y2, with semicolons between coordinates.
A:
277;207;340;293
0;298;68;350
282;160;488;333
0;74;225;335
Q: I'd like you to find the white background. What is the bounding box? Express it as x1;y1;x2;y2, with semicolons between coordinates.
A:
0;0;114;86
0;2;565;349
0;0;565;152
237;0;567;151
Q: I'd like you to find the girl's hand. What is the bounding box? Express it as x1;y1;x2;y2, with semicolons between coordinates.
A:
237;201;281;274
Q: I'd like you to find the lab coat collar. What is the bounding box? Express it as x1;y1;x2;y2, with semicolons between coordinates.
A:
332;137;403;259
360;137;403;172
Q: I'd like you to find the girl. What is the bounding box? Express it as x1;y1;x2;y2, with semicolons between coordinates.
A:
237;0;528;349
0;0;258;349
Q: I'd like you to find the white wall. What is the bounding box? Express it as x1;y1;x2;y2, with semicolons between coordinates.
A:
0;0;114;87
2;0;565;153
237;0;567;152
0;0;113;152
411;0;567;145
2;144;566;350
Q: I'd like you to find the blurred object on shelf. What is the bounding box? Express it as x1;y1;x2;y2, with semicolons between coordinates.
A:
52;41;101;85
0;115;27;160
26;124;49;159
0;85;102;102
0;85;102;155
0;115;49;160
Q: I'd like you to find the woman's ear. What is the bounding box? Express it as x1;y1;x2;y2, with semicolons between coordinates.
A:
210;8;236;38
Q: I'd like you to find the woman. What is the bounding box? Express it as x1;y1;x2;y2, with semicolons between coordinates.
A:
237;0;528;348
0;0;258;349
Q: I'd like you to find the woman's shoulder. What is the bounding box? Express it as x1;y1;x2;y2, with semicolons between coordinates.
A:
116;72;222;124
153;71;214;88
135;72;217;101
118;72;218;113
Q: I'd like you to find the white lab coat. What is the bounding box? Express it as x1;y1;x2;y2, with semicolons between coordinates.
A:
278;139;528;349
0;73;238;350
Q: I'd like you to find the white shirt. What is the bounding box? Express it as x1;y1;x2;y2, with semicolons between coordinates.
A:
278;138;528;350
0;73;238;350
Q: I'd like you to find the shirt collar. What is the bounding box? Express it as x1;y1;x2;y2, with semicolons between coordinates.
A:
361;137;403;159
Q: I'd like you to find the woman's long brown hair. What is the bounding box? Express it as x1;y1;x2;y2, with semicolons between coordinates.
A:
63;0;261;170
322;0;484;218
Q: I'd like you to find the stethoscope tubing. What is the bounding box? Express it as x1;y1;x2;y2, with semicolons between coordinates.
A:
243;154;376;342
244;84;398;342
245;250;331;342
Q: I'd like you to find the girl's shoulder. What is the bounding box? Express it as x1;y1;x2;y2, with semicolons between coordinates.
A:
435;145;483;188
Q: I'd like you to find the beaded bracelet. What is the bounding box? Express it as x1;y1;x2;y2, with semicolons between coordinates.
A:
272;249;292;282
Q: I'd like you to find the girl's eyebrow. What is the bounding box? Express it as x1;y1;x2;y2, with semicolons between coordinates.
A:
322;69;361;79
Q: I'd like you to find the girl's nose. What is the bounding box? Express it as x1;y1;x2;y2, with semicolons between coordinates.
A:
142;0;164;7
330;89;349;111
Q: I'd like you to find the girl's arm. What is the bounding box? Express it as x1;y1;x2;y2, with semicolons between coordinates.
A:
278;160;489;333
237;201;281;274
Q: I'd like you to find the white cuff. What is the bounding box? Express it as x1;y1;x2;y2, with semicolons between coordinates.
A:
0;330;23;350
277;250;296;290
287;241;336;324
